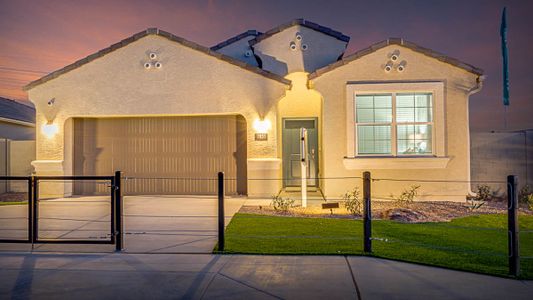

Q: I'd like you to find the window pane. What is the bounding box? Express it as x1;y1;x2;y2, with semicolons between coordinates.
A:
396;107;414;122
415;93;432;108
397;124;432;155
358;125;374;140
397;124;414;140
374;125;391;140
374;108;392;122
357;108;374;123
374;140;391;154
357;125;391;155
356;95;373;108
415;107;431;122
374;95;392;108
397;94;414;107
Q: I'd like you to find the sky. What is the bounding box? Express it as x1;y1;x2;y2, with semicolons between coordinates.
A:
0;0;531;131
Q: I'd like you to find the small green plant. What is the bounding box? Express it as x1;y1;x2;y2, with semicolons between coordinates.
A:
342;187;362;216
466;198;485;212
271;195;295;212
527;194;533;211
473;184;493;202
391;185;420;206
519;185;532;203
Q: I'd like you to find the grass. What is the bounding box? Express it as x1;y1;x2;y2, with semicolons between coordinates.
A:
223;213;533;279
0;201;27;206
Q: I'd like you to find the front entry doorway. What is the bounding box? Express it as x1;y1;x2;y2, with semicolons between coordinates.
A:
282;118;318;188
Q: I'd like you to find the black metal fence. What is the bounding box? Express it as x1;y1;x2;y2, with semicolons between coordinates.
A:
0;172;123;251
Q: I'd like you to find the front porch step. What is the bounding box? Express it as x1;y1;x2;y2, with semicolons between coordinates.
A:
278;189;325;201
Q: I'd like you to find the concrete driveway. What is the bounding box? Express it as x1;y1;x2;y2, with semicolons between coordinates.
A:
0;196;245;253
0;253;532;299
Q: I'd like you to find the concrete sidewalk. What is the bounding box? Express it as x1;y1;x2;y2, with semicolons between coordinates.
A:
0;253;532;299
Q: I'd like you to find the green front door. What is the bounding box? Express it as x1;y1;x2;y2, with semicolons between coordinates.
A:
282;118;318;187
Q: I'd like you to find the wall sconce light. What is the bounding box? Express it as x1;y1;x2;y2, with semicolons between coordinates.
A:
253;119;271;141
41;121;58;139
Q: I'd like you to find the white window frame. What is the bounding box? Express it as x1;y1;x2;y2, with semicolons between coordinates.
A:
346;82;446;159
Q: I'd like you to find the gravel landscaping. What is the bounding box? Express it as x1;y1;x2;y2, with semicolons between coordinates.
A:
240;200;532;223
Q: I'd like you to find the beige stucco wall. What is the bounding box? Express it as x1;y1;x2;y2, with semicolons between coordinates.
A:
311;45;481;201
27;34;288;196
215;35;259;67
253;26;347;76
276;72;323;181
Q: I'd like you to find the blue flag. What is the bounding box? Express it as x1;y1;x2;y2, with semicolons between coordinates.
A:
500;7;510;106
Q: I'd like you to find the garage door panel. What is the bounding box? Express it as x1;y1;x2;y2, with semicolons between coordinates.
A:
74;116;246;195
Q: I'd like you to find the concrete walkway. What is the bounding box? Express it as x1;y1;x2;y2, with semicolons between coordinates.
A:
0;196;246;253
0;253;531;299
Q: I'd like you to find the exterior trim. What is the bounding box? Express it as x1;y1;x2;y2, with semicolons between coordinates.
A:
0;116;35;127
309;38;484;79
24;28;290;91
249;18;350;46
343;156;450;169
211;30;262;51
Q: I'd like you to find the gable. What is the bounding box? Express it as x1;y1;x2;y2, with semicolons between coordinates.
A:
250;19;349;76
309;38;483;79
24;28;289;91
211;30;261;67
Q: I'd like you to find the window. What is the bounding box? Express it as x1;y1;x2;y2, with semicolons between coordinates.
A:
355;93;433;156
356;94;392;154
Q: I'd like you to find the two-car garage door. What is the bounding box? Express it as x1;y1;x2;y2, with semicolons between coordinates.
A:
73;115;247;195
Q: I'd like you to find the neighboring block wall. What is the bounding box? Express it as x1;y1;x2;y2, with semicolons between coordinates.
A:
470;130;533;195
311;45;480;201
0;139;35;193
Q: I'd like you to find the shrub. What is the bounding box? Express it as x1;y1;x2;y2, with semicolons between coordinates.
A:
466;198;485;212
271;195;294;212
527;194;533;211
392;185;420;206
342;187;363;216
473;185;493;202
519;184;532;204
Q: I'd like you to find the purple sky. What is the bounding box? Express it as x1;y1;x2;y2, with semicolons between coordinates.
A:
0;0;531;131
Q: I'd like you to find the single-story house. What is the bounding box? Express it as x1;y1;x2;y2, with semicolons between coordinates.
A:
24;19;484;200
0;97;35;140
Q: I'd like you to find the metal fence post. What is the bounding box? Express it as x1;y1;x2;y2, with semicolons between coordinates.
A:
32;176;39;243
507;175;519;276
363;171;372;253
114;171;123;251
218;172;225;252
27;177;33;243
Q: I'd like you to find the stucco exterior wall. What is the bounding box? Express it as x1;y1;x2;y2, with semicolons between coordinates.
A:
253;26;347;76
311;45;480;201
215;35;259;67
27;35;288;196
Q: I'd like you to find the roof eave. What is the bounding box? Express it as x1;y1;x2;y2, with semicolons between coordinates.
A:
248;18;350;47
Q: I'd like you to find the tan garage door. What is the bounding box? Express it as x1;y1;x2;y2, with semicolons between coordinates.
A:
73;115;247;195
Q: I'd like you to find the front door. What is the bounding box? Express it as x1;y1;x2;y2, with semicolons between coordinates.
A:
282;118;318;187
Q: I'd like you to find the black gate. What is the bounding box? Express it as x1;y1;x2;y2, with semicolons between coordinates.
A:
0;172;123;251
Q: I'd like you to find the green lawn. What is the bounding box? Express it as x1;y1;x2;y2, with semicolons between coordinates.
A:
0;201;27;206
223;213;533;279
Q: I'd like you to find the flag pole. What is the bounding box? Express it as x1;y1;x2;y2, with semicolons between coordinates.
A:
501;7;510;129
